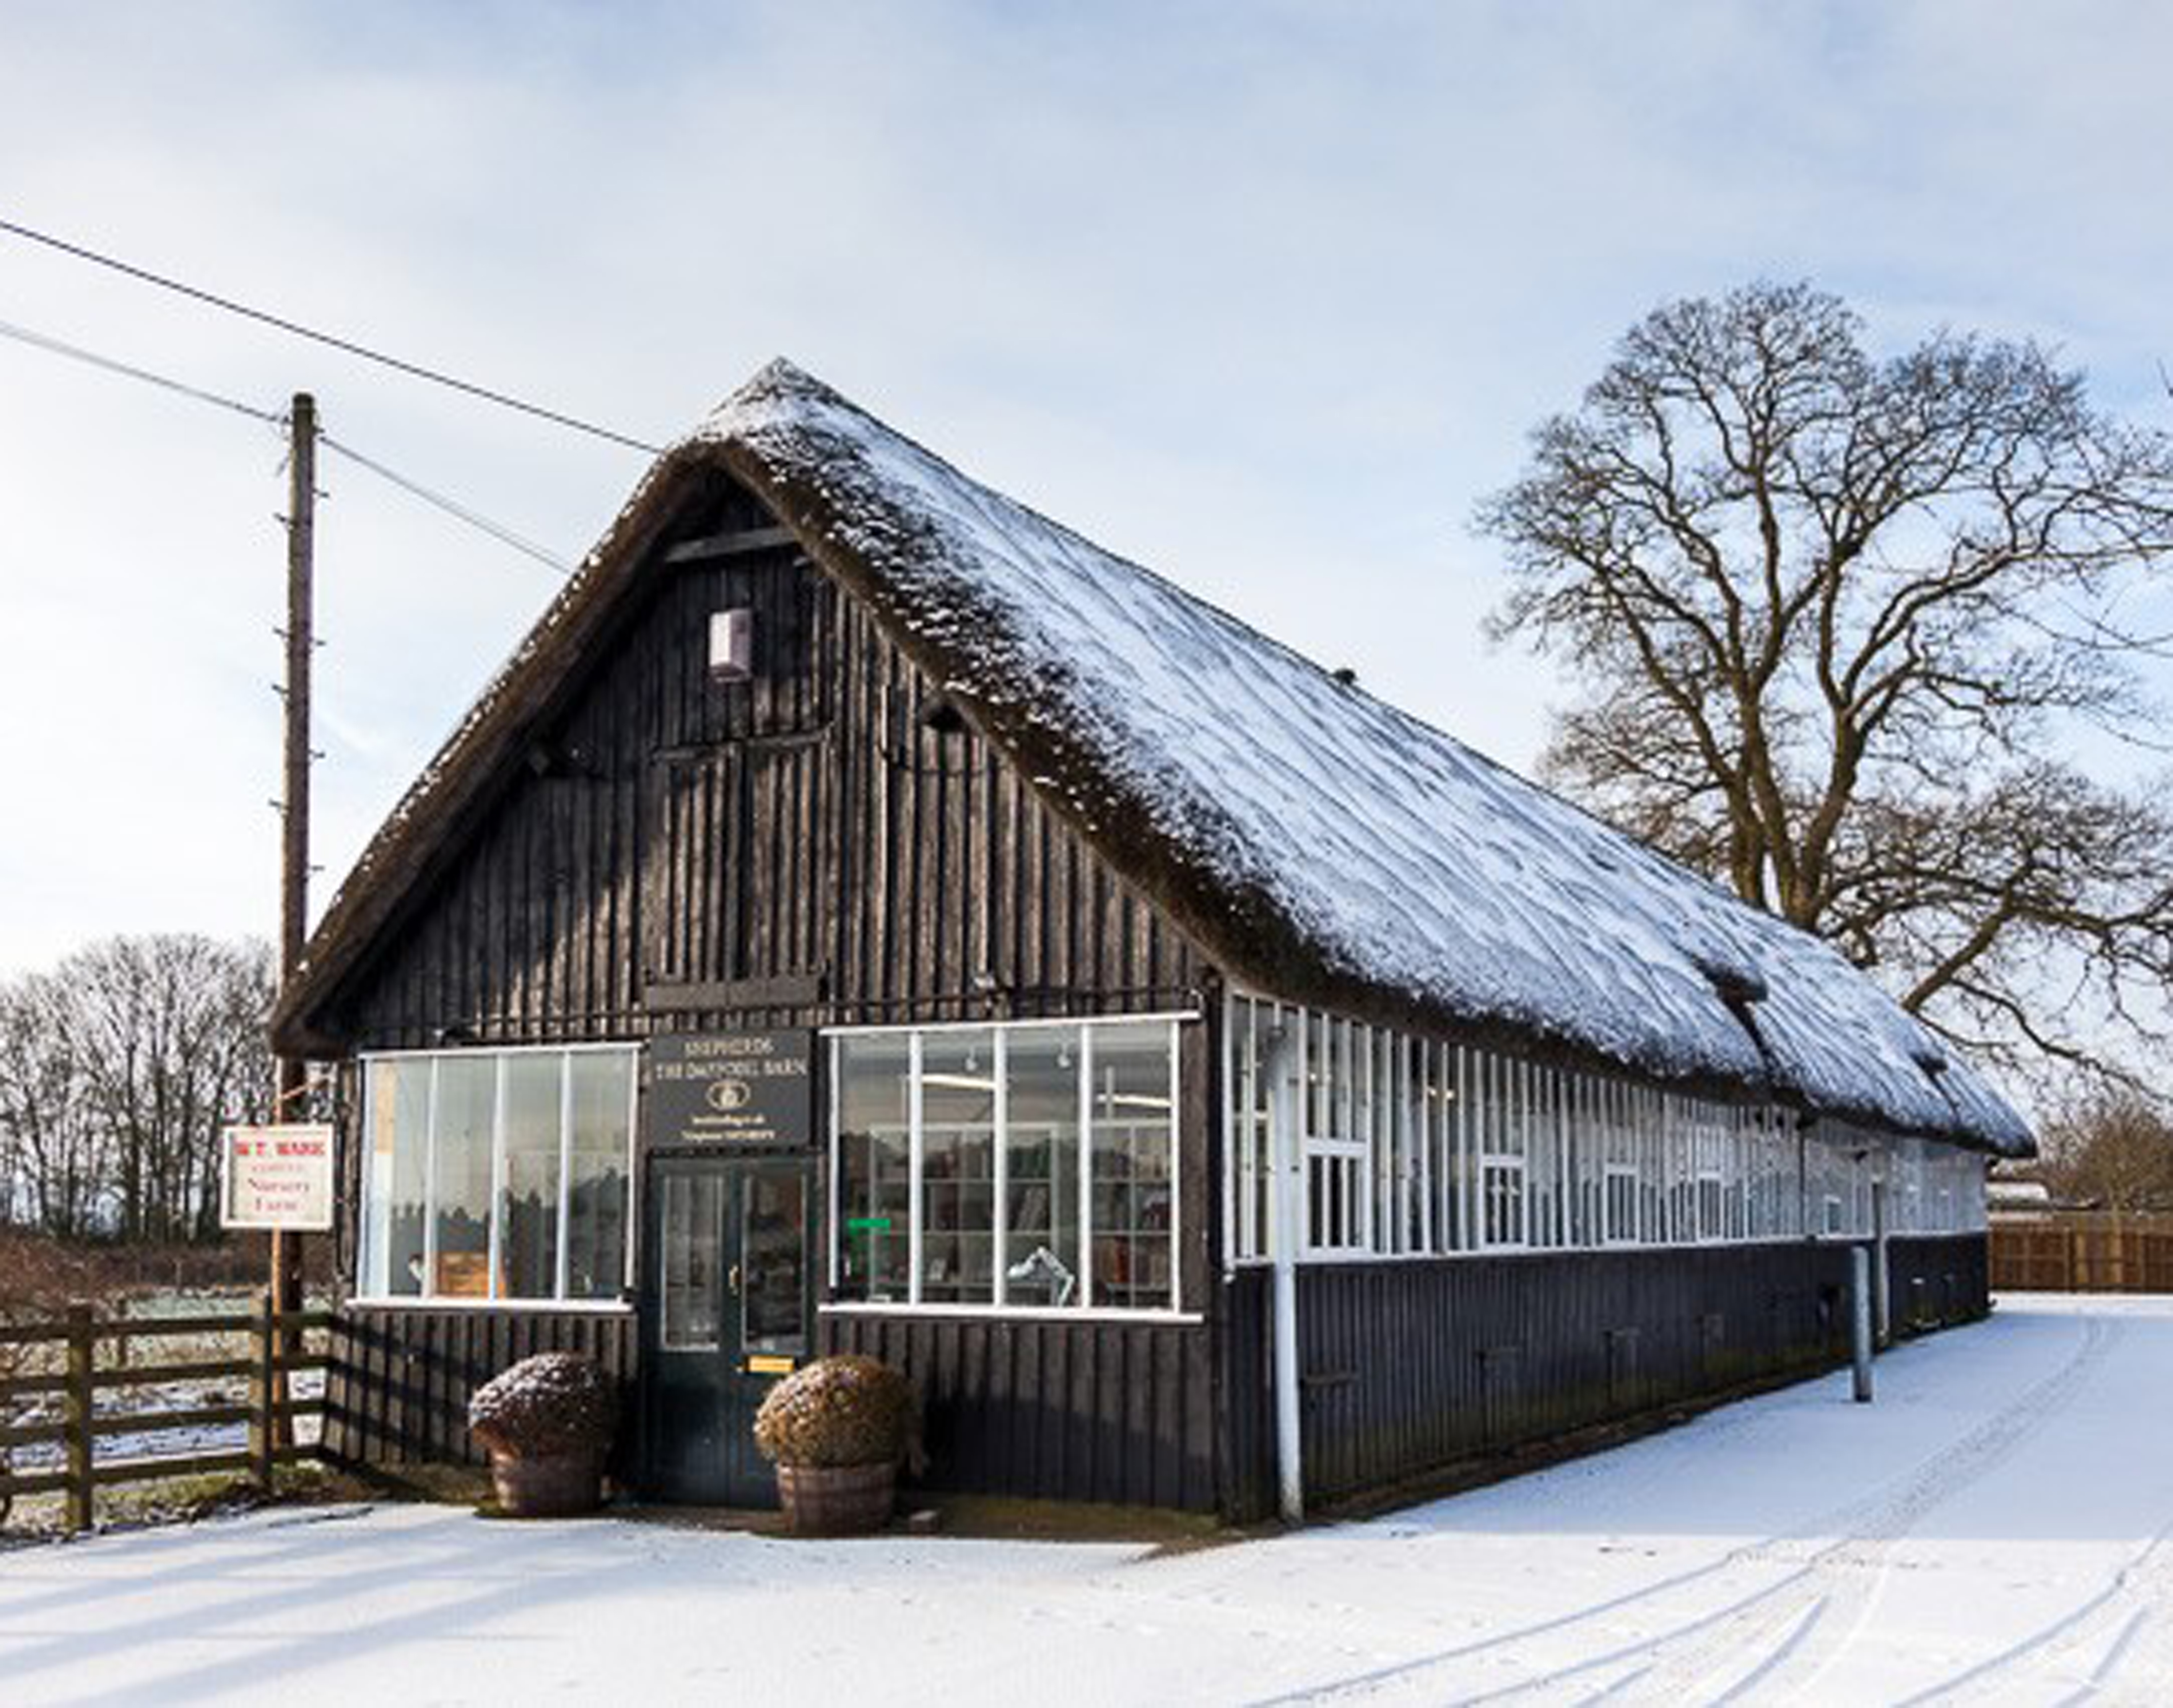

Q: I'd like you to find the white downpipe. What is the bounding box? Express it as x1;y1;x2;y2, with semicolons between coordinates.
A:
1265;1023;1304;1525
1872;1177;1892;1346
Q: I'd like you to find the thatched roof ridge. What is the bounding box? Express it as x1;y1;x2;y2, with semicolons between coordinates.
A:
272;359;2031;1156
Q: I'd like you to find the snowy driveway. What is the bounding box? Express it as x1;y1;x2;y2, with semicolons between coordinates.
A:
5;1294;2171;1706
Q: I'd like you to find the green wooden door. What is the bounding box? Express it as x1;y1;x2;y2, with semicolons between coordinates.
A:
642;1155;813;1505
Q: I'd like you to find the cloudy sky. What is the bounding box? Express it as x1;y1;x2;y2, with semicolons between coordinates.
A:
2;0;2170;976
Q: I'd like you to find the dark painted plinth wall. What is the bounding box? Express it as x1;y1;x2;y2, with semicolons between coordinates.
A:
1220;1232;1992;1520
1887;1233;1991;1329
324;1307;639;1477
322;1233;1987;1518
818;1311;1217;1511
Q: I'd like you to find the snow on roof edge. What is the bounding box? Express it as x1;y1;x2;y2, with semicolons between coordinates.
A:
697;360;2030;1157
282;357;2029;1157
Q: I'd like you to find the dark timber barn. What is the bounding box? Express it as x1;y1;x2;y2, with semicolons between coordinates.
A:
272;359;2031;1521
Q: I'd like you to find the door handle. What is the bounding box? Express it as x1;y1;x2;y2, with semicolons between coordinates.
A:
729;1263;742;1295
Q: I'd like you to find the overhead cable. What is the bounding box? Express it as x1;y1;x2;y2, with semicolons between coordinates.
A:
0;215;665;454
0;310;572;578
320;434;573;577
0;314;283;426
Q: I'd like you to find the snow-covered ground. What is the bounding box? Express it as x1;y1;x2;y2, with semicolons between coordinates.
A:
5;1294;2170;1705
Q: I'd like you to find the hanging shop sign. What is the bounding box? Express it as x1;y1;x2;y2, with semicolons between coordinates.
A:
649;1030;814;1147
220;1123;336;1231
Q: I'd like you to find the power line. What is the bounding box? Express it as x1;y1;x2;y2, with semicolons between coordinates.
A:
0;310;573;577
0;215;665;455
0;314;283;427
320;434;572;577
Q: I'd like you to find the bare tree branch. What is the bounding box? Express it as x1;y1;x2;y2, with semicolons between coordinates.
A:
1479;281;2173;1102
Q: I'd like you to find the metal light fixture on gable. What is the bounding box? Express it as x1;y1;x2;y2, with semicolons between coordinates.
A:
708;608;755;681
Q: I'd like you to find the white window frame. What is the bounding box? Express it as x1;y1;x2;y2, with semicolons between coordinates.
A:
824;1013;1191;1316
355;1042;639;1308
1220;992;1989;1264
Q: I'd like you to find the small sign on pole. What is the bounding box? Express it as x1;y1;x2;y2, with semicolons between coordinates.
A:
221;1123;335;1231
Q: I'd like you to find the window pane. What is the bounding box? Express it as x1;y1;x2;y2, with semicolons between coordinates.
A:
1090;1021;1174;1309
566;1053;632;1299
498;1055;561;1300
742;1168;807;1354
661;1171;722;1350
835;1035;911;1302
365;1060;429;1296
431;1057;495;1297
921;1030;995;1304
1004;1027;1080;1308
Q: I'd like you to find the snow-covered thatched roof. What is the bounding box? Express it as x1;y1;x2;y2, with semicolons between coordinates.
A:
274;360;2029;1155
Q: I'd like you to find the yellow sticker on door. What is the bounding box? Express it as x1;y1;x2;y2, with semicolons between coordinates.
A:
746;1354;796;1375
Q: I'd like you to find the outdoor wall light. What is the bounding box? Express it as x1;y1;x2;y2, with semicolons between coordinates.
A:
709;608;755;681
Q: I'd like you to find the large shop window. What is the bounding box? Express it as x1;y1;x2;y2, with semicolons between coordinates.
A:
360;1047;635;1303
831;1018;1180;1311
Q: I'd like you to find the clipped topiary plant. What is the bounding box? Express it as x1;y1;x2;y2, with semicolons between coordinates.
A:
753;1354;918;1535
753;1354;913;1469
467;1351;619;1516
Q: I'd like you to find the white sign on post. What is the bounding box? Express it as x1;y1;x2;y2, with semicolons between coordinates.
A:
221;1123;335;1231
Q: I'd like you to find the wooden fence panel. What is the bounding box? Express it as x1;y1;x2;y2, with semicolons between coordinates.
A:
0;1298;330;1534
1991;1216;2173;1293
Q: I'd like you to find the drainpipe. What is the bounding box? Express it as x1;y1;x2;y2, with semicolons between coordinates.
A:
1264;1024;1304;1525
1872;1178;1891;1346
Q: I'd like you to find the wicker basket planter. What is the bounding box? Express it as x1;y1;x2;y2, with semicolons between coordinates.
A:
775;1459;898;1536
753;1355;918;1537
467;1352;619;1519
488;1448;605;1519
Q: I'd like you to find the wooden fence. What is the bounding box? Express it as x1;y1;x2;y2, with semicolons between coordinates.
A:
0;1295;329;1532
1991;1214;2173;1293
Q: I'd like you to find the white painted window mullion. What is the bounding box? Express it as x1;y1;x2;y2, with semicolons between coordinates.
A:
826;1038;842;1290
993;1028;1010;1307
908;1031;925;1307
421;1056;441;1296
554;1052;573;1301
1077;1025;1095;1307
1167;1017;1182;1311
1221;994;1239;1269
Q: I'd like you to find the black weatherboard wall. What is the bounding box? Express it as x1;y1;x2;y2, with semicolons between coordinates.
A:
318;473;1217;1488
292;366;2012;1518
1218;1234;1988;1518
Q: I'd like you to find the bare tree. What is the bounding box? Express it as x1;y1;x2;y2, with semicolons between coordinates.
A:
0;936;273;1242
1478;281;2173;1092
0;975;105;1237
2038;1091;2173;1210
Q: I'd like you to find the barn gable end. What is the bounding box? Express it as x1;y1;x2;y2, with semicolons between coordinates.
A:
324;469;1209;1055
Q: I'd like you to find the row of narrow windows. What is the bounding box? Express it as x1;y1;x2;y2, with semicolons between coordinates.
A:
1225;995;1987;1264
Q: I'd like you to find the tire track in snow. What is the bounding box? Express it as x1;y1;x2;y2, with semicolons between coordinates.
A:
1594;1312;2123;1706
1250;1311;2116;1705
1892;1496;2173;1705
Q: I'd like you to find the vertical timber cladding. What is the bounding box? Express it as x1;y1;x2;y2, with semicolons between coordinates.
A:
344;481;1207;1051
328;479;1217;1492
1215;1233;1994;1518
1220;1243;1866;1518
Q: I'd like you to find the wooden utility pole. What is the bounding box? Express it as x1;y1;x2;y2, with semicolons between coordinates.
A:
271;391;317;1443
